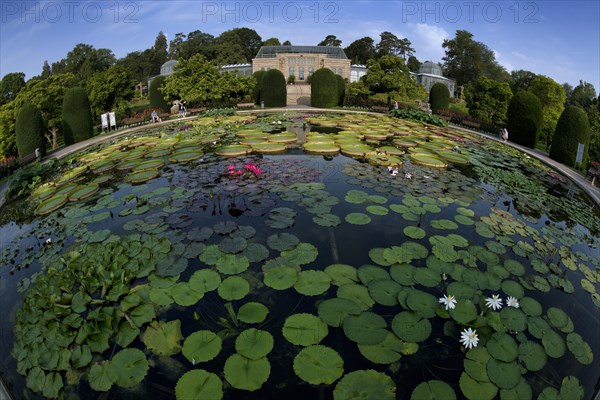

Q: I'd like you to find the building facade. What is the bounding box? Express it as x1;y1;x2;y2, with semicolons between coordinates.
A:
410;61;455;98
251;46;351;82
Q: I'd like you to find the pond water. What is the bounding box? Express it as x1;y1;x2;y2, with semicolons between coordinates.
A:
0;112;598;400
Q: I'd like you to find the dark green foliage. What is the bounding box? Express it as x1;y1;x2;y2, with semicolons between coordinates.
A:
15;103;46;158
252;71;266;105
507;91;543;148
62;87;93;145
336;75;346;106
550;106;591;167
149;76;169;112
260;70;286;107
311;68;338;108
390;108;448;127
429;83;450;112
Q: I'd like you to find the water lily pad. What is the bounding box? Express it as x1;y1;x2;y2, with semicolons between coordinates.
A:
182;330;222;364
325;264;358;286
216;145;252;157
410;153;448;168
303;142;340;154
264;265;298;290
499;377;532;400
542;329;566;358
486;359;520;390
411;380;456;400
127;169;160;184
392;312;431;342
566;332;593;365
280;243;318;266
312;213;342;227
35;194;68;215
88;362;117;392
142;319;183;356
345;212;371;225
464;347;492;382
236;329;274;360
345;190;369;204
405;289;439;318
267;233;300;251
487;332;518;362
223;354;270;391
368;279;402;307
518;341;547;371
449;300;478;324
333;370;395;400
253;143;287;153
68;183;99;202
294;270;331;296
358;332;411;364
175;370;223;400
282;313;328;346
343;312;388;345
546;307;573;332
459;372;496;400
500;307;527;332
501;280;524;298
218;276;249;301
318;298;362;327
111;348;149;388
337;283;375;311
218;237;248;254
216;254;250;275
237;302;269;324
404;226;426;239
293;345;345;386
189;269;221;293
358;265;390;284
520;297;542;317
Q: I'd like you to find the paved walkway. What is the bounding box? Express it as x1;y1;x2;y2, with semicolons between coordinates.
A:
35;106;599;207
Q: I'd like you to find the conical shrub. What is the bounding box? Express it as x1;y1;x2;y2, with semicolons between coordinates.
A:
62;87;93;145
261;69;286;107
506;91;543;148
311;68;338;108
549;106;591;167
15;103;46;158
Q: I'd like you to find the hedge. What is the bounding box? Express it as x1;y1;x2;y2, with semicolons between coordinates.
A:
15;103;46;158
261;69;286;107
149;76;170;112
506;91;543;148
429;83;450;113
549;106;591;167
62;87;93;146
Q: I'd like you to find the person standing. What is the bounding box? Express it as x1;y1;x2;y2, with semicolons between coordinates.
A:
502;128;509;142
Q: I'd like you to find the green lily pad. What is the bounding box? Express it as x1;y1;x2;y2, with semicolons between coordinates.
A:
175;370;223;400
464;347;492;382
189;269;221;293
237;302;269;324
405;289;439;318
236;329;274;360
127;169;160;184
142;320;183;356
325;264;358;286
282;313;328;346
280;242;318;266
343;312;388;345
366;205;389;215
171;282;204;306
566;332;593;365
35;194;68;215
218;276;250;301
313;213;342;227
518;341;547;371
449;300;478;324
294;270;331;296
411;380;456;400
431;219;458;230
216;254;250;275
88;361;117;392
345;212;372;225
410;153;448;168
499;377;532;400
318;298;362;327
520;297;542;317
487;332;519;362
501;280;524;299
368;279;402;307
486;359;520;390
459;372;497;400
223;354;270;391
392;312;431;342
267;233;299;251
68;183;100;202
500;307;527;332
182;330;222;364
345;190;369;204
542;329;566;358
358;332;411;364
218;237;248;254
264;265;298;290
547;307;573;332
333;370;395;400
294;345;344;385
111;348;149;388
558;376;584;400
404;226;426;239
337;283;375;311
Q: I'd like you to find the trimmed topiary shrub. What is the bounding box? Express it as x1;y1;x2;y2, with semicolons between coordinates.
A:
149;76;169;112
336;75;346;106
311;68;338;108
506;91;543;148
261;69;286;107
549;106;591;167
62;87;93;146
252;70;266;105
15;103;46;158
429;83;450;113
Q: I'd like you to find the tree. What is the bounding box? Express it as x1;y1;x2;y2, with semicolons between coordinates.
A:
528;75;566;149
213;31;247;65
507;91;543;148
550;106;591;167
318;35;342;47
261;69;286;107
149;76;170;112
377;32;414;59
161;54;254;104
344;37;376;64
407;56;421;73
62;87;94;145
464;77;512;126
41;61;52;79
310;68;338;108
0;72;26;105
62;44;116;83
429;83;450;112
15;103;46;157
562;83;574;101
230;28;262;61
282;40;292;46
0;73;78;156
566;80;597;109
117;49;155;84
510;70;537;93
362;56;426;100
587;103;600;164
442;30;507;86
263;38;281;46
151;31;169;75
87;65;135;119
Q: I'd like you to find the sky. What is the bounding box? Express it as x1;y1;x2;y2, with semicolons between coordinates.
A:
1;0;599;92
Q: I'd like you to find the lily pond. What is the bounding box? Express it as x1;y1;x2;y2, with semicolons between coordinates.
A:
0;112;599;400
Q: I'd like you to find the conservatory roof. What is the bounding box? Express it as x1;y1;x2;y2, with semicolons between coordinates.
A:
254;46;348;59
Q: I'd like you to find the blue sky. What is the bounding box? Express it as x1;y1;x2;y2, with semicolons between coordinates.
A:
1;1;598;92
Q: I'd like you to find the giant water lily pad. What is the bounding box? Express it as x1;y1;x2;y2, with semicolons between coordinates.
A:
343;312;388;345
35;194;68;215
304;142;340;154
293;345;344;385
410;153;448;168
412;380;457;400
182;330;222;364
333;370;395;400
68;183;99;202
216;145;252;157
282;313;328;346
236;329;274;360
127;169;160;184
223;354;270;391
142;320;183;356
175;370;223;400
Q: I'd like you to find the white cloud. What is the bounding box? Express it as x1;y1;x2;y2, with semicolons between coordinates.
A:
409;23;449;62
493;49;514;72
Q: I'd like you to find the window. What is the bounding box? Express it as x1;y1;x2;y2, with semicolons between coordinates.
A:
299;67;305;80
338;68;343;75
308;67;314;75
289;67;295;77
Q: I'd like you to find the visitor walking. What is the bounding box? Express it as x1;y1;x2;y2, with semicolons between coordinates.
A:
502;128;509;142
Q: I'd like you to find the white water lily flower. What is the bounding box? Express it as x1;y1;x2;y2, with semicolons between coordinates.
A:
506;296;520;308
485;294;503;310
460;327;479;349
45;238;52;245
438;294;457;310
405;172;413;179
